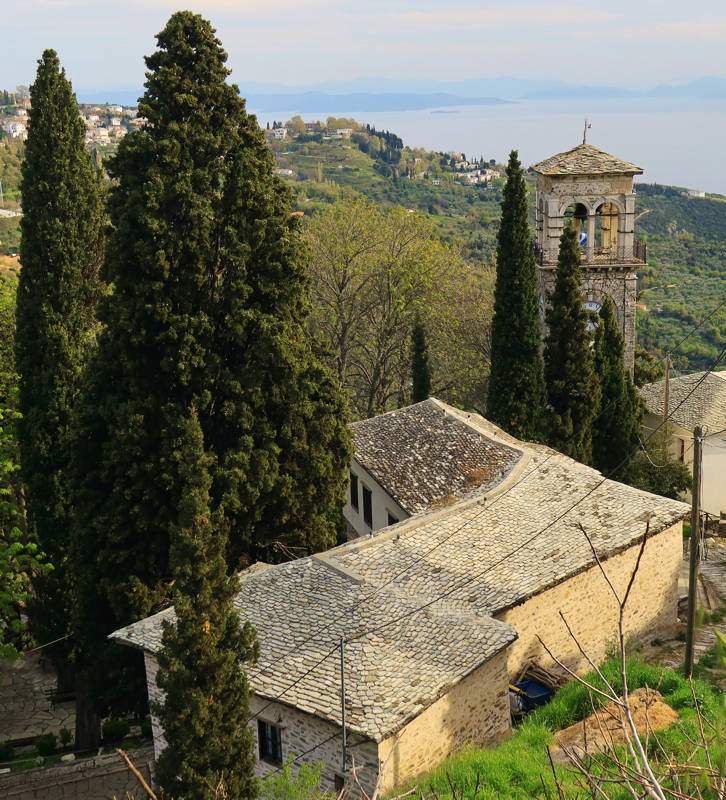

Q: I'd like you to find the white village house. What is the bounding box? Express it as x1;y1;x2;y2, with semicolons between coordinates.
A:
112;399;688;796
640;371;726;517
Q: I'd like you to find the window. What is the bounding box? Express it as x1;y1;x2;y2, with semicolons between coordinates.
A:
335;774;346;793
258;720;282;764
362;486;373;528
350;472;359;511
387;512;399;526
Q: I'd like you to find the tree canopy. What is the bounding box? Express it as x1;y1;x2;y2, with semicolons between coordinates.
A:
71;10;350;735
486;150;545;440
16;48;104;672
543;225;600;462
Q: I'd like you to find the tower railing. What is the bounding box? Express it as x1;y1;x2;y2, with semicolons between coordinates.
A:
533;240;647;266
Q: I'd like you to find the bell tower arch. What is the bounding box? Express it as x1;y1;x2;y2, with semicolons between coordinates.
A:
531;143;645;372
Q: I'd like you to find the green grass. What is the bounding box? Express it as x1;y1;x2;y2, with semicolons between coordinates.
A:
388;658;723;800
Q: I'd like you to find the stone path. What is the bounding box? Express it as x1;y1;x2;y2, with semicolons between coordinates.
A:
0;651;75;743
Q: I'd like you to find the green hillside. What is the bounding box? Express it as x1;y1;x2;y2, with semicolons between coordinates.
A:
1;125;723;372
271;135;725;373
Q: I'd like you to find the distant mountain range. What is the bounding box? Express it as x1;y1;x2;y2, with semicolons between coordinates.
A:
76;76;726;110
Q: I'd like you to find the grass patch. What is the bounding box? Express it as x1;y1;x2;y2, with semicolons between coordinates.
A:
389;658;722;800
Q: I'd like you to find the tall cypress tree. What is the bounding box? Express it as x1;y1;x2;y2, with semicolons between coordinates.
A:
486;150;545;440
593;296;642;478
543;225;600;462
71;11;350;734
154;410;258;800
16;50;104;677
411;317;432;403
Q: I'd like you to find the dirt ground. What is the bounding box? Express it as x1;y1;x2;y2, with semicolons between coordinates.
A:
551;688;678;762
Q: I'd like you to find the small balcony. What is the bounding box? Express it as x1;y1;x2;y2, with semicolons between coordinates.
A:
533;240;646;267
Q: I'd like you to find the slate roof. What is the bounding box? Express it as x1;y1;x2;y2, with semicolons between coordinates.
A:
112;402;689;742
350;398;521;514
640;371;726;434
531;143;643;176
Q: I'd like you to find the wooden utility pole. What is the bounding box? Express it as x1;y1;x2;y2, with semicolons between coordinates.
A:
340;637;347;774
662;352;671;433
684;425;703;678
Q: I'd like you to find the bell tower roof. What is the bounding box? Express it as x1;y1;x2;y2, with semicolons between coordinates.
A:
531;143;643;177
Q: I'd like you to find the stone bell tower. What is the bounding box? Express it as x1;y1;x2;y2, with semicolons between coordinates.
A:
531;142;646;371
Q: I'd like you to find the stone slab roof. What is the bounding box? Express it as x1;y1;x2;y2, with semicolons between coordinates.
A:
531;143;643;176
350;398;521;514
112;402;689;743
111;558;517;742
640;371;726;434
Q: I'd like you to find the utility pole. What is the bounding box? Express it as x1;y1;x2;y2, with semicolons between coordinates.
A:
684;425;703;678
662;352;671;434
340;637;347;774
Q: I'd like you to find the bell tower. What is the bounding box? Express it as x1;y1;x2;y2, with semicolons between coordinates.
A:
531;142;645;371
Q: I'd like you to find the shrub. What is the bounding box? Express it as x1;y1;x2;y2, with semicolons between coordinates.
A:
101;718;130;744
59;728;73;749
260;756;325;800
35;733;57;756
0;740;13;761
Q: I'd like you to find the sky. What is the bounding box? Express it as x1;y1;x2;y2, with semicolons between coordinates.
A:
4;0;726;93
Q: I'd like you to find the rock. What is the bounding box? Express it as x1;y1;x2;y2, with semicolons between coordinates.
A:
34;756;44;765
706;537;717;548
0;768;10;774
60;753;75;762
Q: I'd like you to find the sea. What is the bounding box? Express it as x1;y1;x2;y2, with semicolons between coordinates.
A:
252;97;726;195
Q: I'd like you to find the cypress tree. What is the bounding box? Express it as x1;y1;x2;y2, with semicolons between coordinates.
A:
16;50;104;677
154;410;258;800
486;150;545;440
543;225;600;462
411;317;432;403
592;296;642;478
71;11;350;731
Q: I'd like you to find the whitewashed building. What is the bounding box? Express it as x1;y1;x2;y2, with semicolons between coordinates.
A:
640;371;726;517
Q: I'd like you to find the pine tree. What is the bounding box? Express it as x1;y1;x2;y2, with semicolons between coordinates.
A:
592;296;642;478
486;150;545;440
543;225;600;462
411;317;432;403
71;11;349;731
154;410;258;800
16;50;104;677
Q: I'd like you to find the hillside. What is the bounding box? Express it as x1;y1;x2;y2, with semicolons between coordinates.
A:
1;125;723;372
270;134;726;372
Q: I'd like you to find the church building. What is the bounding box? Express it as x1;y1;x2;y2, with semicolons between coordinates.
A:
530;142;646;371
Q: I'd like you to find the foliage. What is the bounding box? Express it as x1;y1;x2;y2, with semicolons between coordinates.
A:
411;317;432;403
390;659;720;800
35;733;57;757
592;296;642;479
0;740;13;761
486;150;545;441
154;409;258;800
633;343;665;387
58;728;73;749
16;49;104;671
0;274;49;660
543;225;600;462
72;10;348;745
626;428;692;499
259;757;327;800
101;718;130;744
303;197;491;416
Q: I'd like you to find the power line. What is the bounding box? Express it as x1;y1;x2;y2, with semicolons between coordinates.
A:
247;342;726;721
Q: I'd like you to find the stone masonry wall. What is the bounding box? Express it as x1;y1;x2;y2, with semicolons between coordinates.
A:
0;746;154;800
249;695;379;795
0;652;75;742
145;653;380;796
377;648;511;794
538;268;638;371
496;522;682;678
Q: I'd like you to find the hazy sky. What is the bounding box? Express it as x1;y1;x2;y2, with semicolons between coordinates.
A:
4;0;726;91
